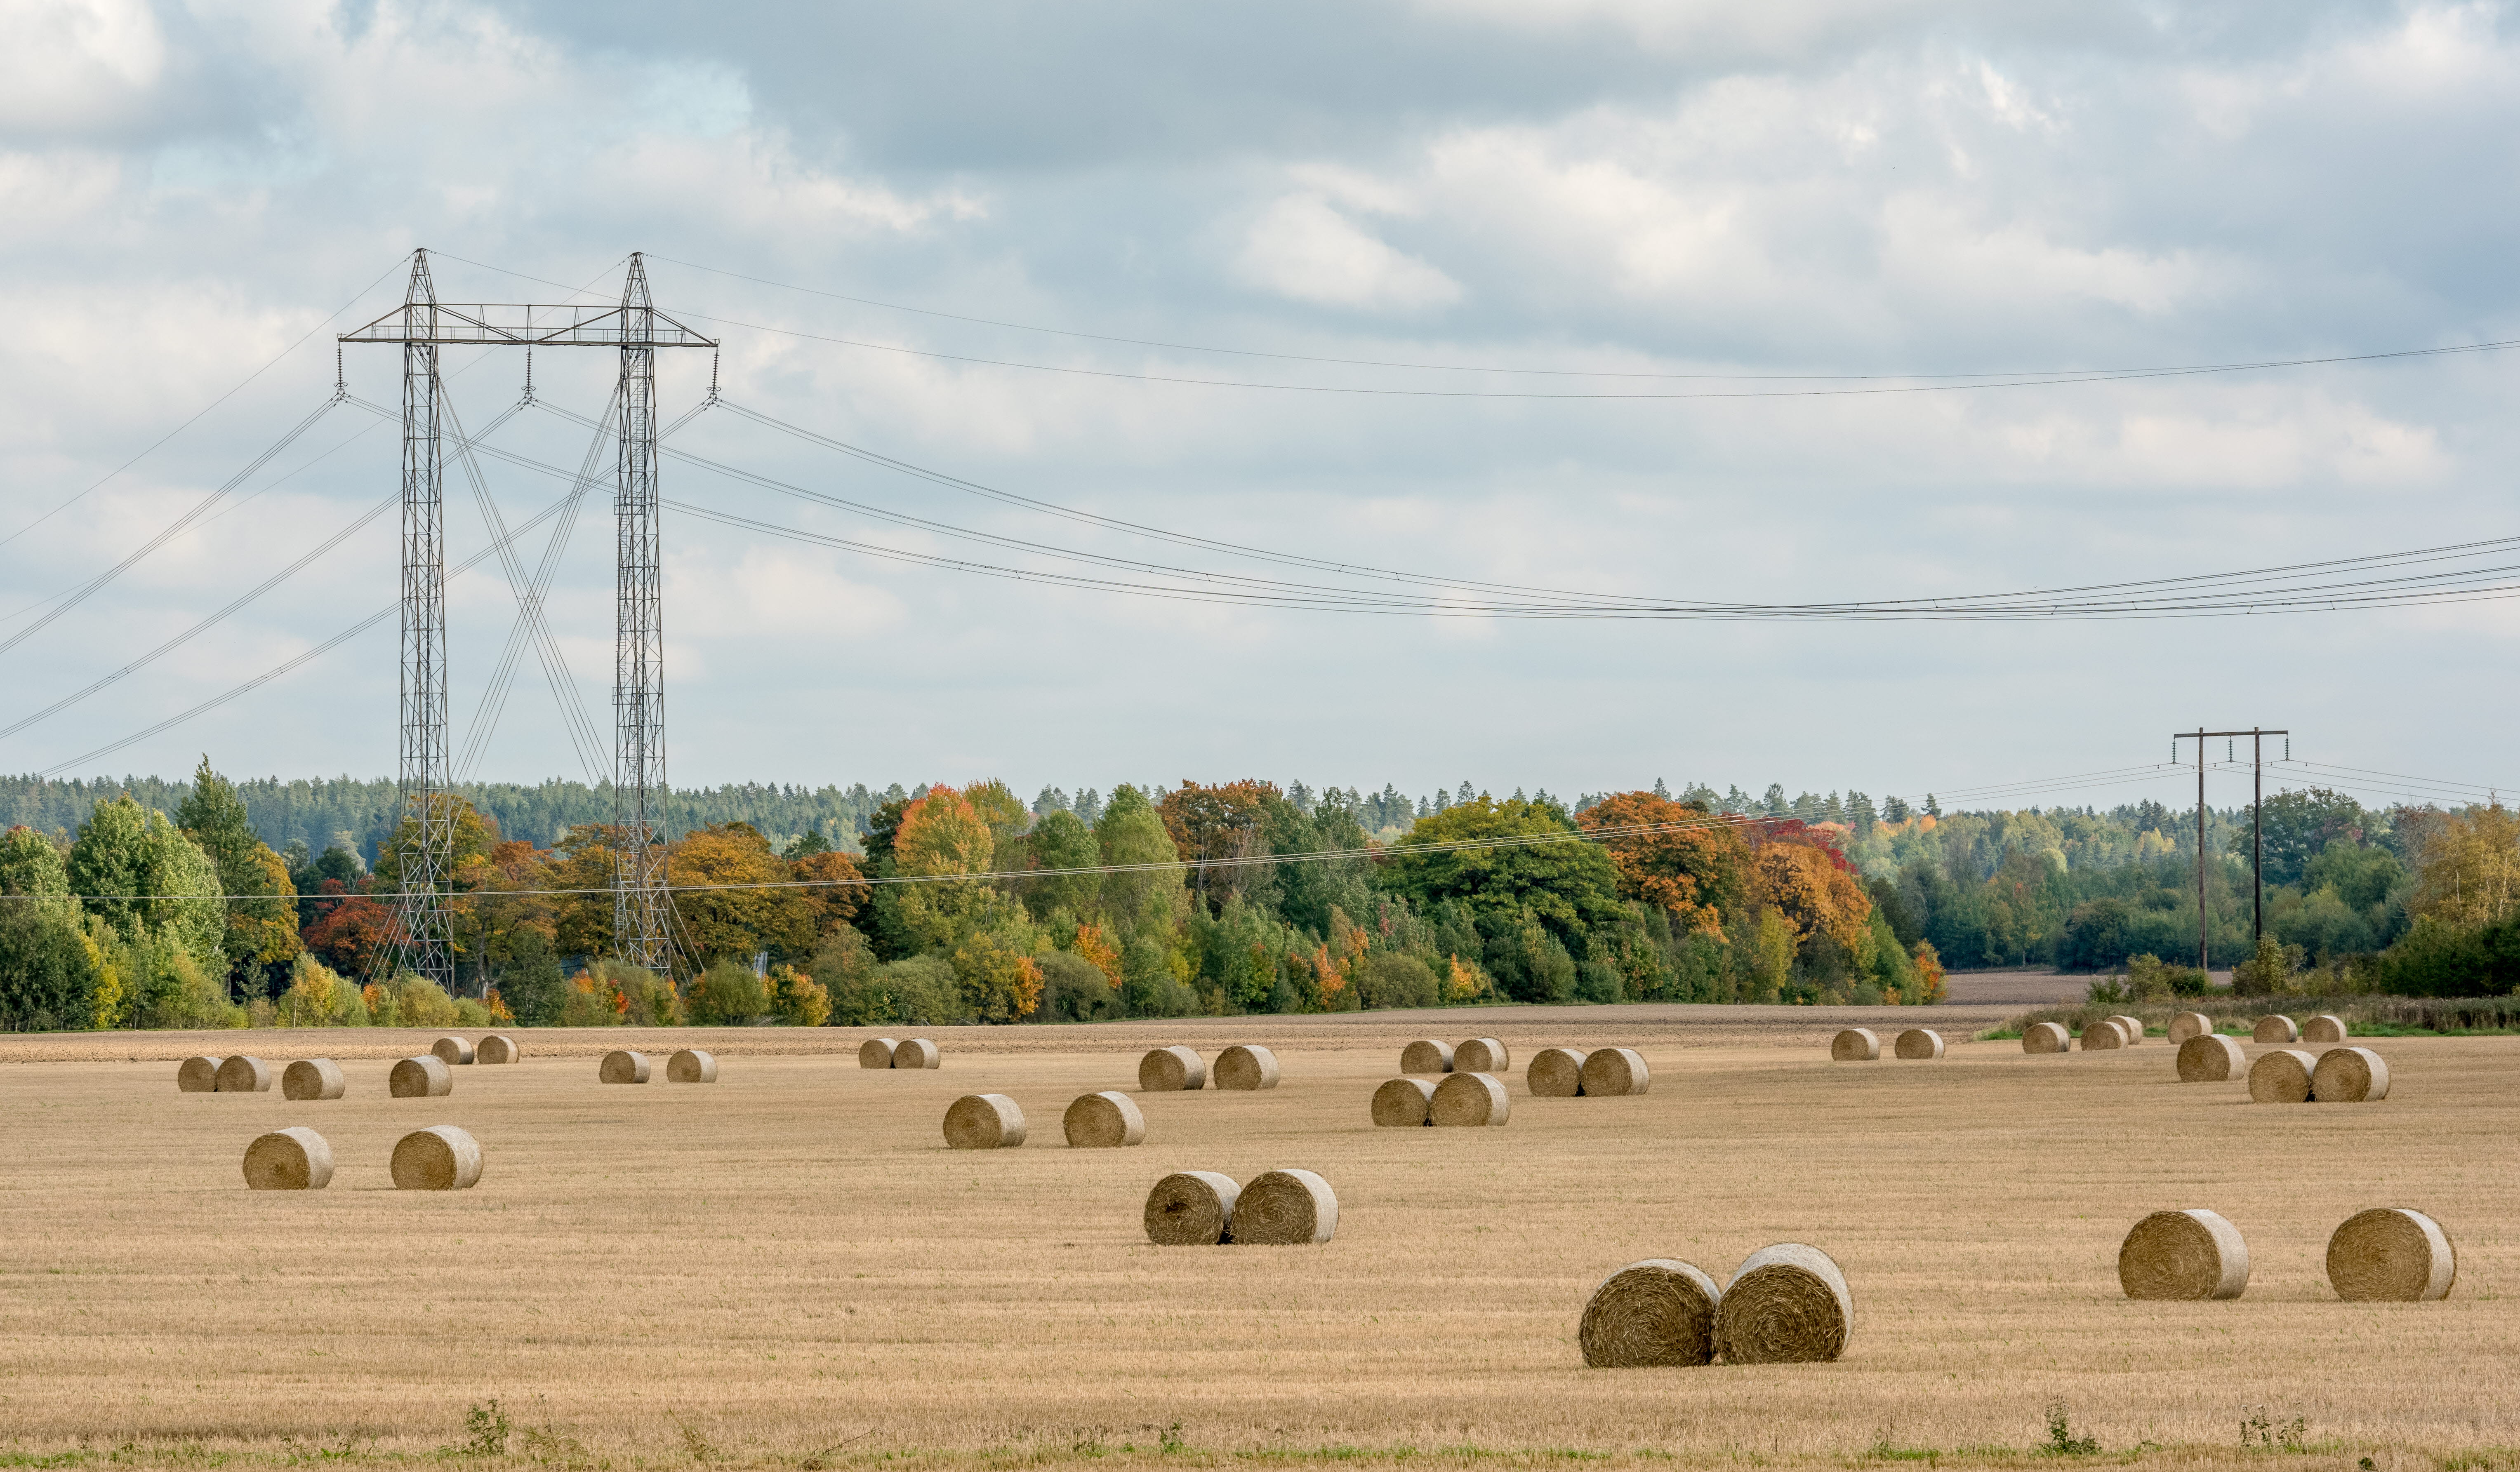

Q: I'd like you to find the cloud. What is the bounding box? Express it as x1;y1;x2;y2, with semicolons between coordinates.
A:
1233;194;1463;313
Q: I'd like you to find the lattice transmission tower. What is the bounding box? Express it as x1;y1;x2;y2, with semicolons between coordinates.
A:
341;249;715;981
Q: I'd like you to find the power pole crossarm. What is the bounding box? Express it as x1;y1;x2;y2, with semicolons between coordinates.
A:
2170;726;2290;982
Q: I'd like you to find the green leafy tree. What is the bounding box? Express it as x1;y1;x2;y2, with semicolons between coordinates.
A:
1095;785;1188;934
497;925;568;1025
176;756;302;986
1375;795;1627;978
67;795;226;978
1021;808;1102;917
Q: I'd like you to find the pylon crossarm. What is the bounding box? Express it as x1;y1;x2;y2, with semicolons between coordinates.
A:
339;302;716;348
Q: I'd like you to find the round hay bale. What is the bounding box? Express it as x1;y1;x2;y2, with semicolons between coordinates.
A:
2253;1014;2300;1044
599;1050;650;1084
1138;1045;1206;1091
2112;1014;2146;1044
177;1056;224;1093
1455;1037;1509;1073
1063;1090;1146;1147
214;1055;273;1093
860;1037;898;1069
667;1048;718;1084
476;1035;519;1065
2310;1046;2390;1103
2248;1048;2318;1104
2301;1013;2350;1044
2080;1020;2127;1051
1233;1168;1337;1245
1430;1070;1510;1126
1526;1046;1589;1097
242;1127;334;1190
942;1093;1026;1149
2167;1011;2214;1044
1371;1076;1437;1126
2175;1033;2246;1082
391;1124;483;1190
2327;1208;2456;1302
1830;1028;1880;1061
2117;1208;2248;1300
1894;1028;1945;1060
280;1058;346;1101
893;1038;941;1069
389;1055;453;1098
1144;1171;1239;1245
1214;1044;1280;1091
1401;1039;1455;1074
1580;1046;1649;1097
2022;1021;2070;1054
1579;1259;1722;1368
1714;1243;1852;1364
430;1036;475;1066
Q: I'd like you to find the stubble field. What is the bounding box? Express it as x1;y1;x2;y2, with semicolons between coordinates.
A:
0;1000;2511;1472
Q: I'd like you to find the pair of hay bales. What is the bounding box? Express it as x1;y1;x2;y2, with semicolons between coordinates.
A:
1142;1169;1337;1245
2247;1045;2389;1103
181;1054;278;1093
1526;1046;1652;1096
2253;1013;2349;1044
2117;1207;2455;1302
241;1124;483;1191
1138;1044;1279;1091
1373;1071;1508;1126
940;1090;1149;1148
428;1035;519;1065
1579;1243;1851;1367
1831;1028;1943;1061
597;1048;718;1084
1397;1036;1509;1074
860;1037;941;1068
2019;1013;2143;1053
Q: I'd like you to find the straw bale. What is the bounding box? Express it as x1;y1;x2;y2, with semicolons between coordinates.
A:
1232;1168;1338;1245
1526;1046;1588;1097
391;1124;483;1190
1580;1046;1650;1097
2081;1019;2128;1051
1144;1171;1239;1245
2301;1013;2350;1044
667;1048;718;1084
241;1127;334;1191
1430;1070;1510;1126
1400;1039;1456;1074
1214;1044;1280;1091
2112;1014;2146;1044
1371;1076;1437;1126
893;1038;941;1069
1062;1090;1146;1147
177;1056;224;1093
2167;1011;2214;1044
1456;1037;1510;1072
2117;1208;2248;1300
2248;1048;2317;1104
599;1049;650;1085
1894;1028;1945;1060
2327;1208;2456;1302
389;1054;453;1098
2021;1021;2070;1054
215;1055;273;1093
860;1037;898;1069
2254;1014;2300;1043
476;1035;518;1064
281;1058;346;1101
1138;1045;1206;1091
1714;1243;1852;1364
2310;1046;2390;1103
430;1036;475;1066
2175;1033;2245;1082
1579;1259;1722;1368
1830;1028;1879;1061
943;1092;1026;1149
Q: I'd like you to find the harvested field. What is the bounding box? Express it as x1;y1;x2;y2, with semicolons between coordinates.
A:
0;1012;2511;1470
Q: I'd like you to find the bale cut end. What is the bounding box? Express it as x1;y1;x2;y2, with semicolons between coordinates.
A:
242;1127;335;1190
1138;1045;1205;1091
391;1124;483;1190
1214;1044;1281;1091
2118;1208;2248;1300
430;1036;476;1066
2166;1011;2214;1044
2248;1048;2317;1104
387;1055;452;1098
2175;1033;2245;1083
215;1055;273;1093
1526;1046;1588;1097
1234;1168;1338;1245
476;1035;519;1064
1400;1039;1455;1074
1430;1070;1509;1126
2111;1014;2146;1044
177;1055;225;1093
599;1049;650;1085
1580;1046;1649;1097
281;1058;346;1101
894;1038;942;1069
1831;1028;1880;1061
860;1037;898;1069
2327;1208;2455;1302
1894;1028;1945;1060
2080;1020;2127;1051
1063;1090;1146;1147
943;1092;1026;1149
667;1048;718;1084
1714;1243;1851;1364
1371;1076;1437;1127
2253;1014;2300;1044
2022;1021;2070;1054
1456;1037;1509;1073
2301;1013;2350;1044
1579;1258;1721;1368
2310;1046;2389;1103
1144;1171;1239;1245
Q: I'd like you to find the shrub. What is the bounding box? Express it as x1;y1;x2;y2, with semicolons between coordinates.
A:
385;974;461;1028
878;954;968;1025
496;926;568;1026
687;961;770;1025
1575;958;1624;1004
556;969;621;1026
1357;952;1437;1010
452;997;493;1026
1039;949;1120;1022
809;928;890;1025
277;954;367;1026
768;964;830;1027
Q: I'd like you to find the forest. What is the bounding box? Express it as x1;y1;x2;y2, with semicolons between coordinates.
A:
0;763;2514;1031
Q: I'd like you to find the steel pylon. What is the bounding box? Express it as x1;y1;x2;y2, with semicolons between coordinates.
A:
611;253;672;971
390;249;453;988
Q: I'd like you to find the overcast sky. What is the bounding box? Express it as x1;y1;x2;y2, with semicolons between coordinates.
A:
3;0;2516;818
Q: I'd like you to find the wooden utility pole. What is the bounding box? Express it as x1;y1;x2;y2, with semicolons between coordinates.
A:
2171;727;2289;974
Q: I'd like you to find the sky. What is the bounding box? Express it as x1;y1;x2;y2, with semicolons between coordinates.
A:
2;0;2517;820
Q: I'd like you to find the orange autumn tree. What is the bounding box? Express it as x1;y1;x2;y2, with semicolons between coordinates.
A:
1159;779;1279;914
1577;792;1752;935
1747;823;1873;959
893;784;996;946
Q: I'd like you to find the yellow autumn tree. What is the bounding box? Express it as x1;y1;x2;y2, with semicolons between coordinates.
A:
2409;803;2520;929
